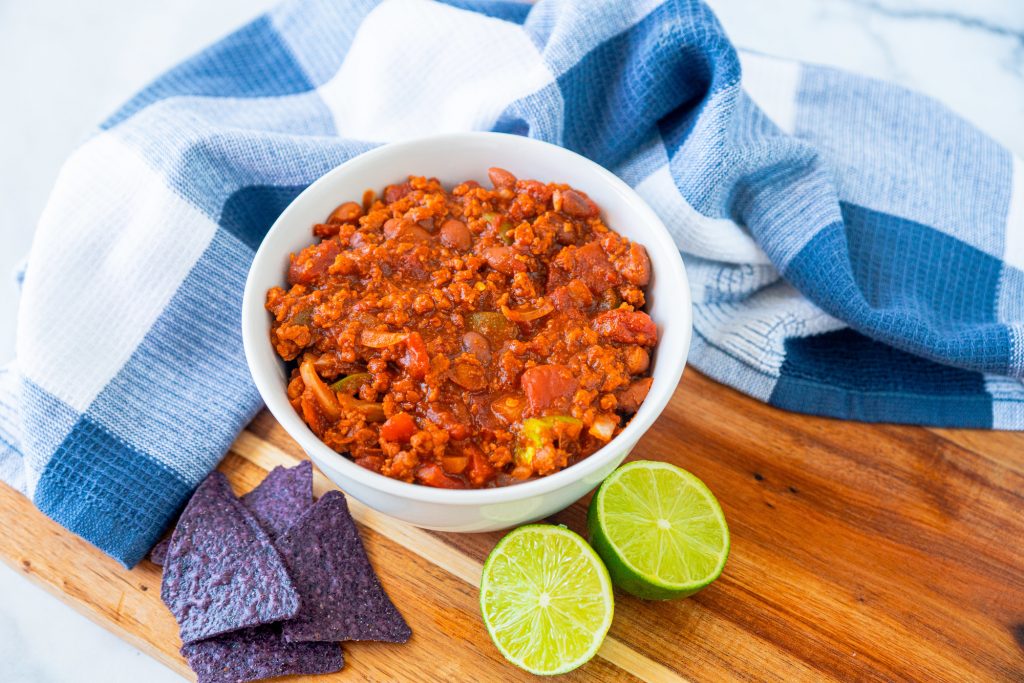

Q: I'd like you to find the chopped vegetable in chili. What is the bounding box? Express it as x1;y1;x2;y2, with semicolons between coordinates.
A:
266;168;656;488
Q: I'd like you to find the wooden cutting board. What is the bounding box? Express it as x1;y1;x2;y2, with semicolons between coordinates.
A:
1;369;1022;681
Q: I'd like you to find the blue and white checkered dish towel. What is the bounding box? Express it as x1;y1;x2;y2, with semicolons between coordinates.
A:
1;0;1022;567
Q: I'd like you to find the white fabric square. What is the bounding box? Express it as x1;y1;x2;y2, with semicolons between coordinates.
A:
318;0;555;142
17;134;218;411
739;51;800;134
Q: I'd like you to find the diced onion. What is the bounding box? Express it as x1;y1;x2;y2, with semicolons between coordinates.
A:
500;299;554;323
299;358;340;420
337;394;385;422
588;414;618;442
359;329;408;348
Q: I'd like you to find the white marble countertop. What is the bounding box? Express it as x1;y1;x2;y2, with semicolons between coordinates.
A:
0;1;1021;681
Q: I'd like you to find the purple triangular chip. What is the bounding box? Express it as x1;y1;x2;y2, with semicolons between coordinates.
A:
150;462;313;567
277;491;412;644
160;472;300;644
149;538;170;566
181;624;343;683
240;461;312;539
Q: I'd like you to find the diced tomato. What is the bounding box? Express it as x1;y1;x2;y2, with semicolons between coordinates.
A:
426;405;472;440
401;332;429;379
592;310;658;346
567;241;621;294
521;364;578;415
415;463;466;489
549;286;572;312
380;412;417;443
522;180;553;204
355;455;384;472
288;240;340;286
550;280;594;312
464;445;495;486
398;250;429;279
490;395;525;424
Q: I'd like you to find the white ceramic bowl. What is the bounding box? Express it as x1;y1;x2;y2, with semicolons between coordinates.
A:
242;132;691;532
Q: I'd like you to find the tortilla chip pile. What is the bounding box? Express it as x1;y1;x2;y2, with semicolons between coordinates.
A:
155;462;411;683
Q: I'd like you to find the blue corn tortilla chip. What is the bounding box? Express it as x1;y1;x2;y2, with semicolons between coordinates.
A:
181;625;343;683
150;462;313;567
278;490;412;644
149;538;170;566
160;472;300;644
240;461;312;539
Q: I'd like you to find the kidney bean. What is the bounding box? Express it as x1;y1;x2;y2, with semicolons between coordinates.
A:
481;246;526;274
616;377;653;413
327;201;362;225
403;225;431;242
560;189;599;218
312;223;340;238
440;218;472;250
593;309;658;346
570;241;621;293
288;240;340;286
361;189;375;213
624;345;650;374
384;182;412;204
621;242;651;286
488;167;517;189
384;219;431;243
462;331;492;364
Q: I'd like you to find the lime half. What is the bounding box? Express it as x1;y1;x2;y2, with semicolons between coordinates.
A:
588;461;729;600
480;525;614;675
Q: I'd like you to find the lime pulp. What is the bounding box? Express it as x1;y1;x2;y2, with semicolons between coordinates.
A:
479;524;614;675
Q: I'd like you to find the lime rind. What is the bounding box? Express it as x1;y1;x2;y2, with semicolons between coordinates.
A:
589;461;729;600
480;524;614;676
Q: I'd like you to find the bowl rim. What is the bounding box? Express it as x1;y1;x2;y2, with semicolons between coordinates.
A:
241;131;692;505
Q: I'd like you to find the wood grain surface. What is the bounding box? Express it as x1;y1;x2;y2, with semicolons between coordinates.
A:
1;369;1022;681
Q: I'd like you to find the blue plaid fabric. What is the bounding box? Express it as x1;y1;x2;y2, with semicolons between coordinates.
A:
1;0;1021;566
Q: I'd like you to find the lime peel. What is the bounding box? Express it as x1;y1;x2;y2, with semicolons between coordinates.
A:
588;460;730;600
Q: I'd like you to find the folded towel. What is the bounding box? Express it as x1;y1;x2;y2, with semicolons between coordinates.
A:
1;0;1021;567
